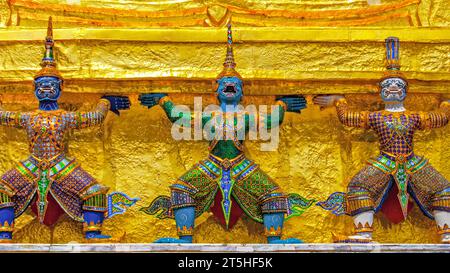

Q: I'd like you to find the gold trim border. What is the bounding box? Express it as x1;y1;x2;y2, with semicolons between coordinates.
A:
0;27;449;43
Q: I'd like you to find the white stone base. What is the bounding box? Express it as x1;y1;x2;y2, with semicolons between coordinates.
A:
0;243;449;253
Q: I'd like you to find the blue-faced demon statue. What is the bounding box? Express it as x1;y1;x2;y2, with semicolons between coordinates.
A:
0;17;137;241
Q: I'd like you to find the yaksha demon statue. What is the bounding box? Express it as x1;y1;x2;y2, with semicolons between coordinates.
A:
316;37;450;243
0;17;133;241
139;24;313;244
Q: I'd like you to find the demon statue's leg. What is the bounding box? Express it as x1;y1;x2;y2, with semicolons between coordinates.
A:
83;210;111;240
260;192;303;244
410;167;450;244
154;184;197;244
331;165;390;243
347;211;374;242
154;206;195;243
432;187;450;244
0;169;35;241
434;210;450;243
82;191;111;240
0;207;14;241
263;213;302;244
174;207;195;243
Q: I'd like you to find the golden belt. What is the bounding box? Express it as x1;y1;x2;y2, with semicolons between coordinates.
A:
30;153;65;170
381;151;414;163
208;153;245;170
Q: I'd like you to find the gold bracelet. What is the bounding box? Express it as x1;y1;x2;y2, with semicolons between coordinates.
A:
177;225;194;236
99;98;111;108
334;97;347;107
276;100;288;111
354;222;374;233
0;221;13;232
265;226;282;237
437;224;450;235
158;96;171;106
83;221;102;232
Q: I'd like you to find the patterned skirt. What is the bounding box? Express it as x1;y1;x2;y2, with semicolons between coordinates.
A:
346;154;450;219
0;155;108;224
170;153;289;226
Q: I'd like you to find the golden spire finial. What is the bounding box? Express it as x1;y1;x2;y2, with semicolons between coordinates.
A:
35;16;62;79
223;22;236;69
47;16;53;39
217;19;242;80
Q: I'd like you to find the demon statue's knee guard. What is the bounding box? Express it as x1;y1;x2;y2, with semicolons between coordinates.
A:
316;37;450;244
0;17;137;242
141;23;314;244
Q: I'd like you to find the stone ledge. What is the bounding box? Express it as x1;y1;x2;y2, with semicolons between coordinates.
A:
0;243;448;253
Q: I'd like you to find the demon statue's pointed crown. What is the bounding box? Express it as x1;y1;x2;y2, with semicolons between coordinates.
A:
216;22;242;81
378;37;409;102
380;36;407;83
214;21;244;104
34;16;63;80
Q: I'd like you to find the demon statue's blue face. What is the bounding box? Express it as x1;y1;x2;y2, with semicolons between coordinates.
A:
216;76;243;104
34;76;62;102
380;77;408;103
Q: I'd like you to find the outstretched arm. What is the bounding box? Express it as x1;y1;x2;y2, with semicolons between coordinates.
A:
139;93;211;126
158;96;191;124
260;102;286;130
0;109;29;129
254;95;307;130
65;99;110;129
66;96;130;129
313;95;370;129
418;100;450;130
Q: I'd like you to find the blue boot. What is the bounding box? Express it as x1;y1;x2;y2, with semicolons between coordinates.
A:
154;206;194;243
0;207;14;242
83;211;111;240
264;213;303;244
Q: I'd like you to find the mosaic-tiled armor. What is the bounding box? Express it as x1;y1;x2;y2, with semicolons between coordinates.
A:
140;23;314;244
0;17;133;241
316;37;450;243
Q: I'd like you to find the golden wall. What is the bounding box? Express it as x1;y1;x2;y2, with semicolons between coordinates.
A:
0;0;449;243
